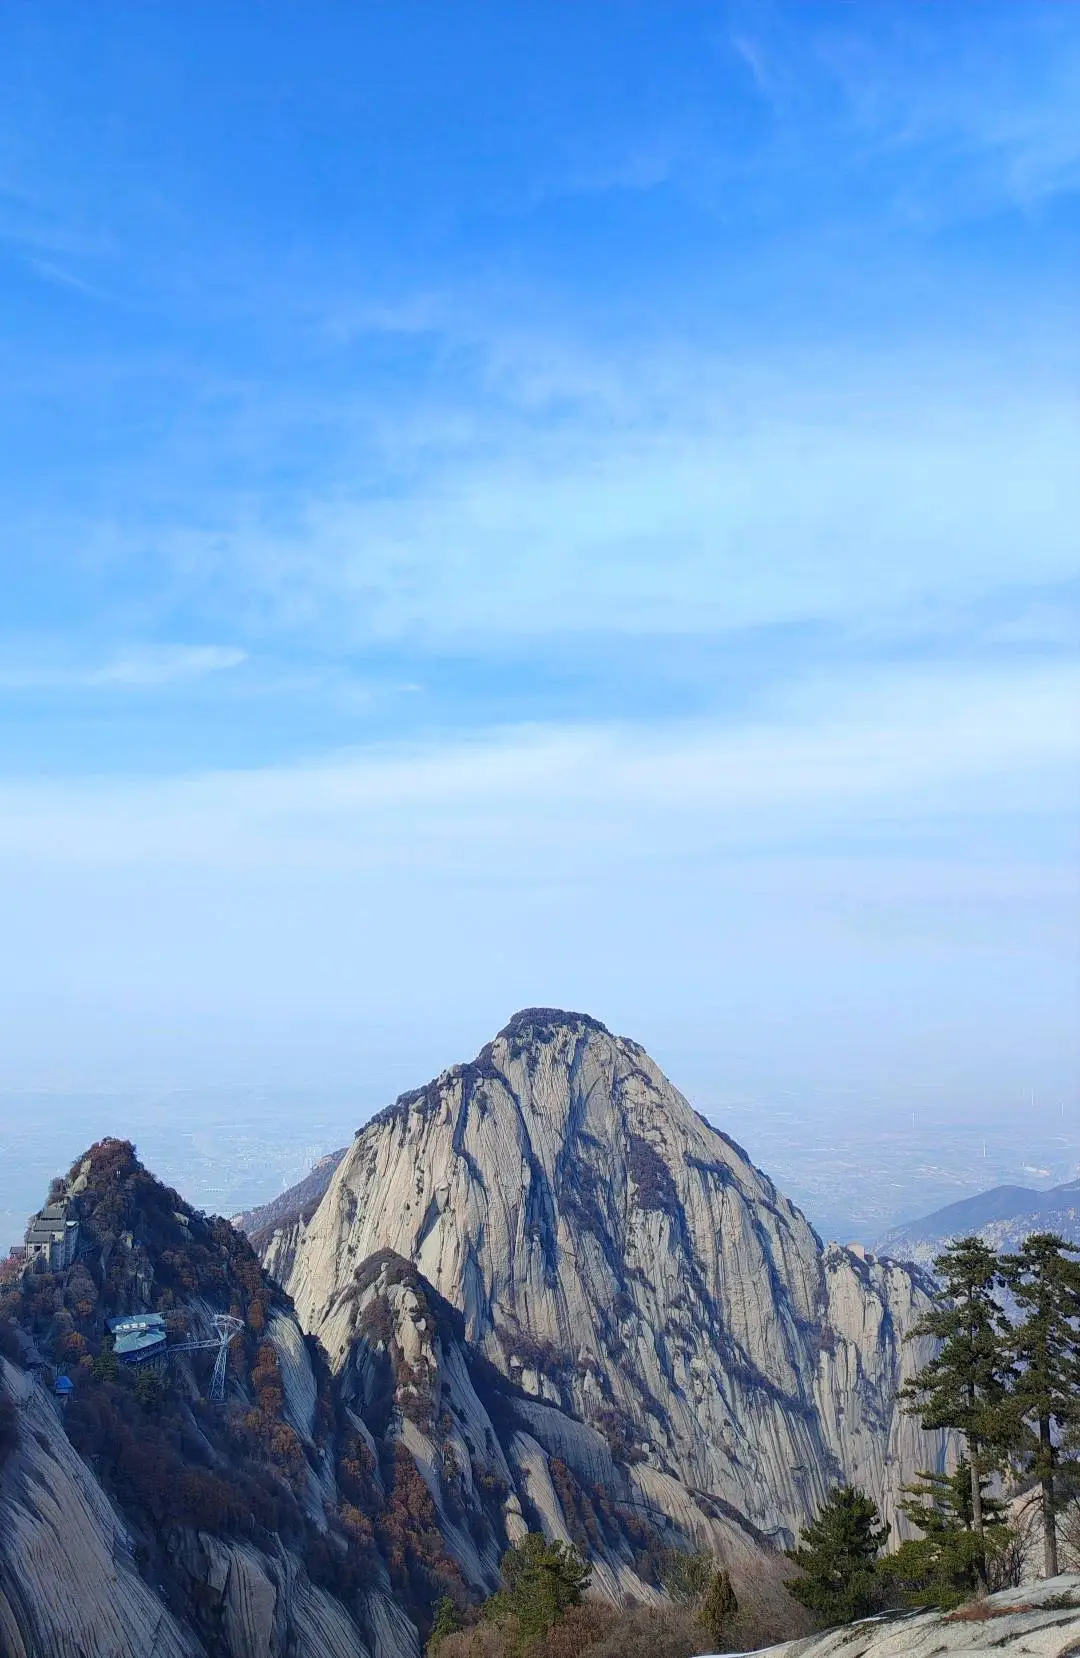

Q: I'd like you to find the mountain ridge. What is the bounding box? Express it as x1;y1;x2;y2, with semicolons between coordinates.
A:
877;1175;1080;1267
0;1011;957;1657
263;1009;950;1545
2;1117;802;1657
233;1148;347;1248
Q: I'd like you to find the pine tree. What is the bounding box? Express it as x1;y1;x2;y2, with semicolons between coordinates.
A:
882;1461;1012;1608
902;1236;1015;1594
658;1547;712;1603
785;1486;889;1626
698;1568;739;1646
1001;1232;1080;1578
484;1533;591;1649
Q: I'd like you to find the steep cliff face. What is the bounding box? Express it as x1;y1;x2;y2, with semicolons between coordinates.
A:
233;1149;347;1263
0;1141;409;1658
277;1010;947;1544
2;1133;797;1658
1;1013;950;1657
0;1349;378;1658
0;1354;199;1658
312;1246;801;1630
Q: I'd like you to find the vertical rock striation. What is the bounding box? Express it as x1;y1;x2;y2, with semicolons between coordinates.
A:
277;1009;948;1545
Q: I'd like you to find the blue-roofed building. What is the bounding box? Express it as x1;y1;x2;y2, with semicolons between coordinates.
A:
54;1374;75;1400
108;1313;167;1364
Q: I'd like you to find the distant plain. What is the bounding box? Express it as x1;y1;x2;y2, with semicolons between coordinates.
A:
5;1076;1077;1258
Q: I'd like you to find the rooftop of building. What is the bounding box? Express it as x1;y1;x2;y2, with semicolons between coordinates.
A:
109;1312;168;1358
108;1313;166;1334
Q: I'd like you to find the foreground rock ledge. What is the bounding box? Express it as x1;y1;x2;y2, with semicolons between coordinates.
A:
725;1575;1080;1658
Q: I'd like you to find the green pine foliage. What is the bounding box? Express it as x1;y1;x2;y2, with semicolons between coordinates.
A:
1001;1233;1080;1578
658;1547;713;1604
901;1231;1080;1595
484;1533;591;1652
883;1461;1012;1608
427;1595;463;1653
657;1549;740;1646
697;1567;739;1646
785;1486;889;1626
902;1236;1015;1593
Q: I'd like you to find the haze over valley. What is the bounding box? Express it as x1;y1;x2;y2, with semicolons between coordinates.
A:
5;1071;1080;1262
1;5;1078;1655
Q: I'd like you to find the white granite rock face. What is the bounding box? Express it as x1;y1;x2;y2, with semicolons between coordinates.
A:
0;1357;200;1658
733;1576;1080;1658
280;1011;949;1545
321;1248;791;1612
0;1354;374;1658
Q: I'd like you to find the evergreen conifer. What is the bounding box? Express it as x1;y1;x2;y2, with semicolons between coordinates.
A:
426;1596;462;1653
883;1460;1011;1607
1001;1232;1080;1578
902;1236;1015;1593
785;1486;889;1626
484;1533;591;1650
698;1568;739;1646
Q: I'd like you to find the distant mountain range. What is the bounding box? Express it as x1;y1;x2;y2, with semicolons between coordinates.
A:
876;1176;1080;1268
232;1147;346;1245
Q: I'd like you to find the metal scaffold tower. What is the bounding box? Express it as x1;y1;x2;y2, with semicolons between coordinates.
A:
170;1313;244;1401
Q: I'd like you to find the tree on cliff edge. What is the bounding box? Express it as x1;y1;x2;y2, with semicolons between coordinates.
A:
1001;1232;1080;1579
902;1236;1015;1595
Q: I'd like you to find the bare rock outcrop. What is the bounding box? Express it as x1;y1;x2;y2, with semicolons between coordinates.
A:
235;1149;347;1283
0;1346;380;1658
734;1575;1080;1658
0;1355;199;1658
316;1247;800;1626
0;1139;387;1658
0;1012;955;1657
277;1010;949;1546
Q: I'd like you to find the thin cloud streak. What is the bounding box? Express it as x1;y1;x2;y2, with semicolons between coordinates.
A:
20;331;1066;659
149;370;1077;649
0;4;1074;1097
0;658;1073;869
0;644;247;690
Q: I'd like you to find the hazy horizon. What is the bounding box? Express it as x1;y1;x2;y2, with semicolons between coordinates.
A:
4;1019;1078;1259
1;7;1077;1189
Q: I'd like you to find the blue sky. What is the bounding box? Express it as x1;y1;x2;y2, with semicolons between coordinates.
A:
0;3;1077;1121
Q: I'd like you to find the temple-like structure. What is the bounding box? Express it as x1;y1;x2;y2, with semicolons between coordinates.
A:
24;1199;80;1271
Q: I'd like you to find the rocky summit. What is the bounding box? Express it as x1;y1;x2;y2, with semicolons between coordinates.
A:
263;1010;949;1545
0;1012;956;1658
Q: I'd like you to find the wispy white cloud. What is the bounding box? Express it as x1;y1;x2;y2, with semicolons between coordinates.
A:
87;645;248;687
138;358;1079;650
728;31;779;105
537;131;685;203
810;10;1080;215
717;5;1080;224
0;653;1073;1093
0;644;247;690
0;658;1072;868
0;5;1074;1101
23;255;109;299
